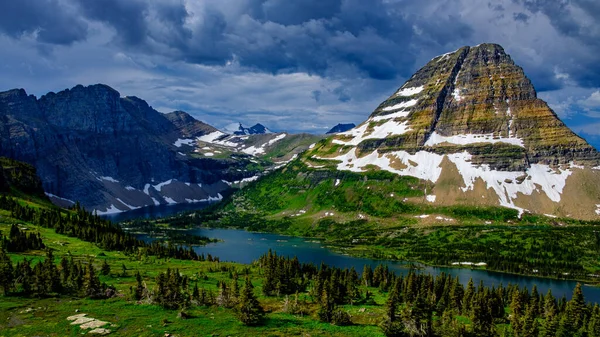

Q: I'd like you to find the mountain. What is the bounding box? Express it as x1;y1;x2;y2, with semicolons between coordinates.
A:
0;84;275;214
326;123;356;134
234;43;600;220
0;84;324;214
0;157;47;200
223;122;272;135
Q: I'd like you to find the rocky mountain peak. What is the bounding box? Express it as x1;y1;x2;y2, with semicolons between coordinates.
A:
224;122;272;135
164;110;218;138
305;43;600;219
326;123;356;134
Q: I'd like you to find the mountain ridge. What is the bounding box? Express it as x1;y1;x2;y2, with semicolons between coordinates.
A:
0;84;261;213
0;84;323;214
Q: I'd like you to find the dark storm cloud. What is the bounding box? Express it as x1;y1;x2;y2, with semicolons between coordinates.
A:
1;0;600;138
65;0;417;80
72;0;150;46
0;0;88;45
1;0;598;91
249;0;343;25
515;0;600;88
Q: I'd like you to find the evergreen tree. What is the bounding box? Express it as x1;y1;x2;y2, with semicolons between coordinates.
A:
521;303;539;337
588;304;600;337
0;249;13;295
566;283;587;331
236;277;265;326
133;271;145;300
83;261;102;298
471;294;494;336
510;290;525;336
231;274;240;304
318;286;335;323
100;260;111;276
462;278;475;314
362;265;373;287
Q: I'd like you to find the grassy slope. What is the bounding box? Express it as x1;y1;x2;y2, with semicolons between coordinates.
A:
0;196;388;337
203;159;600;282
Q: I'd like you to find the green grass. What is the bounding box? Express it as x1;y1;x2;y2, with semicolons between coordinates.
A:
0;206;392;336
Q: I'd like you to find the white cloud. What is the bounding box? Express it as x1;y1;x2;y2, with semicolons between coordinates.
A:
580;91;600;110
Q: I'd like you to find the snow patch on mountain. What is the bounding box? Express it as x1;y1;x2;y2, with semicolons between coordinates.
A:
395;86;424;97
371;110;411;121
94;204;122;215
116;198;140;210
242;146;265;156
382;99;418;111
317;146;576;215
45;193;75;205
153;179;173;192
173;138;195;147
425;132;524;147
267;133;286;145
447;152;573;212
317;149;444;182
198;131;226;143
333;120;411;146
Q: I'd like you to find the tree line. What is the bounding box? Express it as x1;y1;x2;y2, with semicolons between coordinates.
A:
0;195;210;261
0;249;114;299
142;250;600;335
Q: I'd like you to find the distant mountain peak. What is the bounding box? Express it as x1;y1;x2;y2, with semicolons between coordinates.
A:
223;122;272;135
326;123;356;134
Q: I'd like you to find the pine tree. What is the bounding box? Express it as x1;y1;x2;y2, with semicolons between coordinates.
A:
588;304;600;337
521;303;539;337
471;294;494;336
231;274;240;304
83;261;101;298
539;307;559;337
100;260;111;276
192;283;200;303
236;277;265;326
449;277;464;312
543;289;556;318
362;265;373;287
380;277;405;337
0;249;13;295
462;278;475;314
318;287;335;323
509;289;524;336
566;283;587;331
134;271;144;300
385;279;400;323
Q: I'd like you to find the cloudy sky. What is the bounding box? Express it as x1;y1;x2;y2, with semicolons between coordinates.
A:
0;0;599;147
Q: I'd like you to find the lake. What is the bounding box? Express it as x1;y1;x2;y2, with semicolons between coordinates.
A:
137;227;600;304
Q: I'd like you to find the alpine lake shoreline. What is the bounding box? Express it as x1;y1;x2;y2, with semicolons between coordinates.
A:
116;202;600;288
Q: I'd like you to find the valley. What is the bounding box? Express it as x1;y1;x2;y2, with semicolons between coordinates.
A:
2;42;600;337
1;192;598;337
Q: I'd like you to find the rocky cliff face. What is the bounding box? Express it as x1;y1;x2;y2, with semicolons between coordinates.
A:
305;44;600;219
0;84;258;213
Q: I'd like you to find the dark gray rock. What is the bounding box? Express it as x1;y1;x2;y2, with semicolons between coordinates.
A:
0;84;258;213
